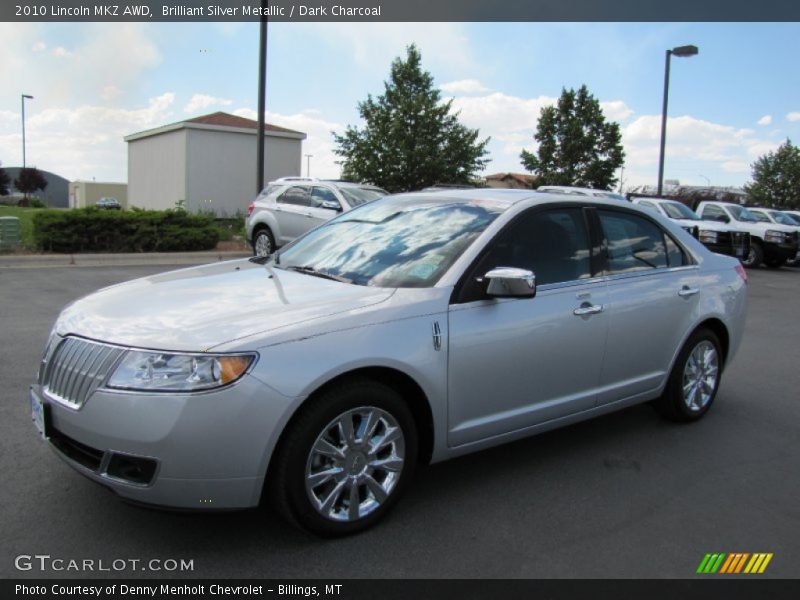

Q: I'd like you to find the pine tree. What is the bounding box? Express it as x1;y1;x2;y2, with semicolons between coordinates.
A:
521;85;625;190
334;45;490;192
744;139;800;209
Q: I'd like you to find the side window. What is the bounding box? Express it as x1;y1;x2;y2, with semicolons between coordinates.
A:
457;208;592;303
311;187;341;209
598;210;668;274
701;204;725;222
277;186;311;207
664;234;688;267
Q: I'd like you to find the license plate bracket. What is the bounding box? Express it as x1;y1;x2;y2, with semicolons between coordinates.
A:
30;388;49;439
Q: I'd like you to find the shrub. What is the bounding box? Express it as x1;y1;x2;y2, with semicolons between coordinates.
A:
33;208;220;253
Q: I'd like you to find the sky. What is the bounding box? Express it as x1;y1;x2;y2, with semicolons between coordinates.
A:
2;21;800;190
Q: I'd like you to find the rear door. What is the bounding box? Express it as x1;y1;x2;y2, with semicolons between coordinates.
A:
595;208;702;405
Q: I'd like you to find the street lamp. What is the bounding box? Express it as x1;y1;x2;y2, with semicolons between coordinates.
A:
21;94;34;169
256;0;269;196
305;154;313;178
657;44;698;196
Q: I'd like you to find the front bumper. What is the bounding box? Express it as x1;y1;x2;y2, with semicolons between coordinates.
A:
30;374;295;510
763;240;799;261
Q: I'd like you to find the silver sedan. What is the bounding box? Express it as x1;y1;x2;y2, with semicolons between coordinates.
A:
30;189;747;536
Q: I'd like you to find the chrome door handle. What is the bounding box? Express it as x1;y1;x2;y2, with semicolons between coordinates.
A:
678;287;700;298
573;304;603;316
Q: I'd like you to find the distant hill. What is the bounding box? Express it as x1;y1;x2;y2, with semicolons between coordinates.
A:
2;167;69;208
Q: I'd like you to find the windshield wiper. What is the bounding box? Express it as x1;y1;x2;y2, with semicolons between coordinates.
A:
284;265;352;283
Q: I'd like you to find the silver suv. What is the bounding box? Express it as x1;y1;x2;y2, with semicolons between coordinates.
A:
246;178;387;256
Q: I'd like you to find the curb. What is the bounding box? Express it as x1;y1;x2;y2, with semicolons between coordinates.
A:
0;251;252;269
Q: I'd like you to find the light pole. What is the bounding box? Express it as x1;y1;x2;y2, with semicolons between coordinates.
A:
305;154;313;178
21;94;34;169
256;0;269;196
657;44;698;197
698;173;710;187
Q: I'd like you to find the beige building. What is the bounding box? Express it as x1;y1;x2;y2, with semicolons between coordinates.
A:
125;112;306;216
69;181;128;209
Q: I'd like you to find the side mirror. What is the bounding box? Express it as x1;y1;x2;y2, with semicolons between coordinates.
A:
484;267;536;298
321;200;342;212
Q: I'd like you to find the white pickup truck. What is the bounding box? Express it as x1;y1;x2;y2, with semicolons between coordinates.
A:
631;197;750;261
696;201;799;268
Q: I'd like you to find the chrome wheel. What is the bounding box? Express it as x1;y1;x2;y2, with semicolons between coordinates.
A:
305;406;405;523
254;231;273;257
682;341;719;412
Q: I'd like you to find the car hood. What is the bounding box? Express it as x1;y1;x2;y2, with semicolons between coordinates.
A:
56;260;395;352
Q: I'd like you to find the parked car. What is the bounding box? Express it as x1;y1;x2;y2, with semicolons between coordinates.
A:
95;197;121;210
31;190;747;536
246;177;387;257
747;207;800;266
631;197;750;260
536;185;628;202
696;201;798;268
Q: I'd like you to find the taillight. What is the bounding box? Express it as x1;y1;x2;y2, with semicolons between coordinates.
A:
735;263;748;284
247;202;255;217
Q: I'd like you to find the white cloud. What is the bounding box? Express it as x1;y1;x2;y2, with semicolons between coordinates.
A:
600;100;634;122
757;115;772;126
101;86;122;101
0;23;161;106
0;93;177;181
184;94;233;114
440;79;491;95
301;23;474;73
51;46;72;59
234;108;343;179
787;112;800;122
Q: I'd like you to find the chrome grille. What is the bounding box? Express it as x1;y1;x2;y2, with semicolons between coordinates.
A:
41;337;125;408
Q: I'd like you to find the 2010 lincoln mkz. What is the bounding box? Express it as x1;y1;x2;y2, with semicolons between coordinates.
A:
30;190;748;536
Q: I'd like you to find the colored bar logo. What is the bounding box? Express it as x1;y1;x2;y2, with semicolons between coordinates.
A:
697;553;773;574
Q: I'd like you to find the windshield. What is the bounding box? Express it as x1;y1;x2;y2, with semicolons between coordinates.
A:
771;211;799;226
662;201;700;220
339;186;388;207
275;196;504;288
728;205;757;222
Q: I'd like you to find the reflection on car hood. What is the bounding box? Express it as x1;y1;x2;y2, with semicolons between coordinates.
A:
56;260;395;352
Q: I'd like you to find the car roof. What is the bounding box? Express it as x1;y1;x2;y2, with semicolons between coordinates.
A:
536;185;620;196
391;188;641;211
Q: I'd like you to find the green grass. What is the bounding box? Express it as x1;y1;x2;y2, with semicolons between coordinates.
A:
0;206;64;250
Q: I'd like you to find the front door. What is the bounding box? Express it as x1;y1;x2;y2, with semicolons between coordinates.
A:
447;207;609;447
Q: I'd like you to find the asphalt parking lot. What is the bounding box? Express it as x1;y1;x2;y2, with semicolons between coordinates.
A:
1;263;798;579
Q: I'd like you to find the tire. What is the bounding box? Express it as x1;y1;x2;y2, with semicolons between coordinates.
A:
252;227;275;257
654;327;722;422
269;379;418;537
741;241;763;268
763;256;786;269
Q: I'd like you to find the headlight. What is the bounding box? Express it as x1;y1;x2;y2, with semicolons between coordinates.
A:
764;230;785;243
698;230;718;244
107;351;255;392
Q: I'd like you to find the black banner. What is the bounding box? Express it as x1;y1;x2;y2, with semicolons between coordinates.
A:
3;0;800;23
5;579;800;600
